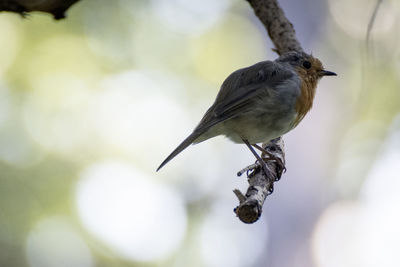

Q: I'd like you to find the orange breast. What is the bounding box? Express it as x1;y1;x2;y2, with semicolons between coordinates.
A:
293;75;318;127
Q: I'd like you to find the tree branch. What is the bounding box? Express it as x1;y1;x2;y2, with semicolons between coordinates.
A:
0;0;81;19
246;0;303;55
234;0;303;223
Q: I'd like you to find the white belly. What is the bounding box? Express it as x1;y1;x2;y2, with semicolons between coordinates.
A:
222;111;298;144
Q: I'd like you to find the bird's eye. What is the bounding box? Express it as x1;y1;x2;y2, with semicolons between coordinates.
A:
303;61;311;69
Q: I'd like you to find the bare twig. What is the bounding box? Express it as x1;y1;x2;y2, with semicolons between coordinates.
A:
234;0;303;223
234;138;285;223
366;0;383;54
360;0;383;109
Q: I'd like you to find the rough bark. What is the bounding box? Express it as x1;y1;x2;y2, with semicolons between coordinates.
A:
0;0;80;19
234;0;303;223
246;0;303;55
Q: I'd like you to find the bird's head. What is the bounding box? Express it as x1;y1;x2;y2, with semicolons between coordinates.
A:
277;51;336;84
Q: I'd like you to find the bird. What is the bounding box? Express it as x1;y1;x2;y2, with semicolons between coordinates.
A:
157;51;336;173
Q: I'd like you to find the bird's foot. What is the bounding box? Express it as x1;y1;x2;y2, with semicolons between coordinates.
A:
253;144;286;180
261;155;285;180
237;161;269;179
242;139;284;183
237;163;258;177
258;158;271;178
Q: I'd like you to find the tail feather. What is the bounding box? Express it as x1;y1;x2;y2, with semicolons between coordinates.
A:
156;131;203;171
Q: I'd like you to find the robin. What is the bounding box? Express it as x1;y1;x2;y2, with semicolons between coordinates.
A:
157;51;336;174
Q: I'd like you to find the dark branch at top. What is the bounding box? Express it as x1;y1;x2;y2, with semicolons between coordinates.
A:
246;0;303;54
0;0;81;19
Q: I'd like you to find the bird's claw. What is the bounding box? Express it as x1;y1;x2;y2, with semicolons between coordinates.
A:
261;155;285;181
237;163;258;177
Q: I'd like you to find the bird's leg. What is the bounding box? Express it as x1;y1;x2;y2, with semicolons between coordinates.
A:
242;139;270;177
252;144;284;165
252;143;286;176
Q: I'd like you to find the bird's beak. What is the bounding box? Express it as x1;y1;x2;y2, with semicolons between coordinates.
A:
319;70;337;76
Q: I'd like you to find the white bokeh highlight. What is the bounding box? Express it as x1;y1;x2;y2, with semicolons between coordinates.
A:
75;161;187;262
26;216;94;267
329;0;398;39
313;117;400;267
0;84;44;166
199;200;268;267
0;16;21;77
22;73;91;154
89;71;192;164
150;0;231;35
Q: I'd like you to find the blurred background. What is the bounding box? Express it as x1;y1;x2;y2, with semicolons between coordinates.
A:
0;0;399;266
